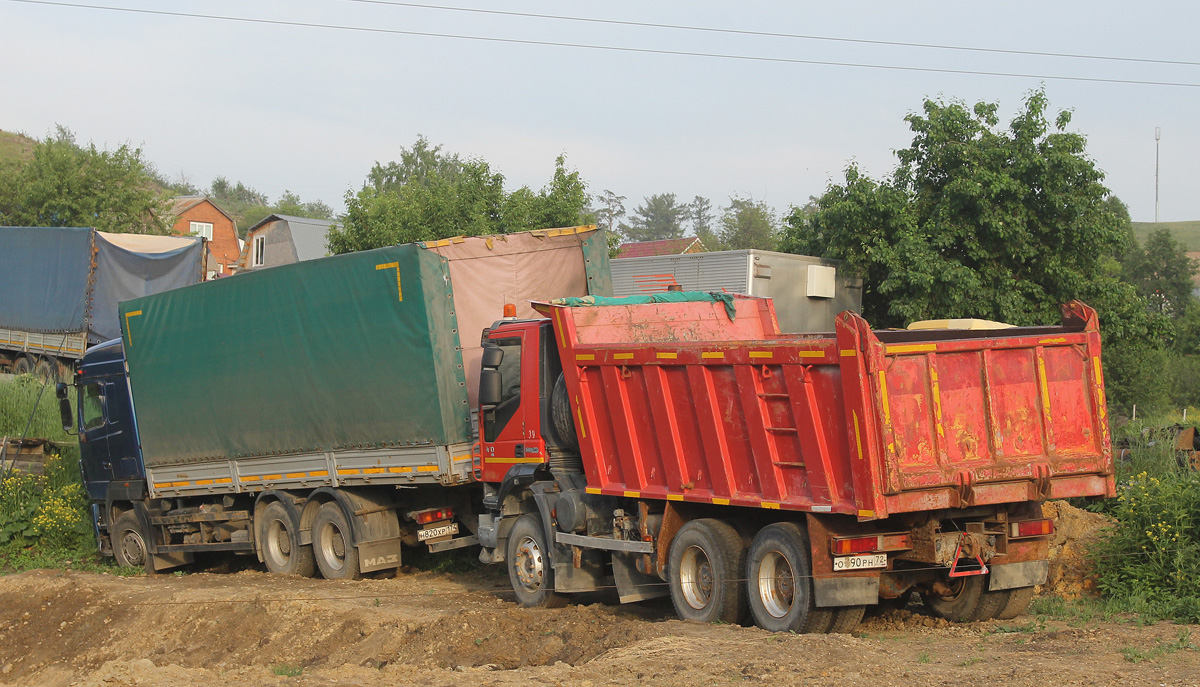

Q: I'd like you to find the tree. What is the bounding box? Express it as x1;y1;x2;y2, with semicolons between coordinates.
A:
779;89;1168;414
329;138;591;254
275;190;334;220
717;196;778;250
620;193;687;242
0;126;170;234
594;189;627;237
1122;228;1197;317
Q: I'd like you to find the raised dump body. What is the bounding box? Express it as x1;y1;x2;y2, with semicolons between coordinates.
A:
543;295;1114;520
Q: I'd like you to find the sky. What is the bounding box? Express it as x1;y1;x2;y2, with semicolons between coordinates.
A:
1;0;1197;224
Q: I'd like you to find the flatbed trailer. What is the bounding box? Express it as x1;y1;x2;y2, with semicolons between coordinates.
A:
472;293;1114;632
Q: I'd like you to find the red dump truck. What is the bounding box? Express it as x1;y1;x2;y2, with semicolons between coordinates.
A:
473;293;1114;632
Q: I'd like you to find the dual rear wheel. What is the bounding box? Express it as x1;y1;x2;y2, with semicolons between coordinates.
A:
667;519;863;633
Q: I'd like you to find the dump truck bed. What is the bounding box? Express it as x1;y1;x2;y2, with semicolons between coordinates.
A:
543;296;1114;520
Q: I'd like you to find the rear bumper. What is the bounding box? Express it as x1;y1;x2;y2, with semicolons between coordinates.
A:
881;474;1114;517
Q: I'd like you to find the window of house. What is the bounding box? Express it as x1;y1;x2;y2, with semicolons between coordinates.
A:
190;221;214;240
252;235;266;267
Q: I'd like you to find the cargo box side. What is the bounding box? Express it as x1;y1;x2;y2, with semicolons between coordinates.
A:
120;244;471;467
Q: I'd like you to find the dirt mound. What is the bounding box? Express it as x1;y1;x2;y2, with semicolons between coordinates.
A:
1039;500;1112;599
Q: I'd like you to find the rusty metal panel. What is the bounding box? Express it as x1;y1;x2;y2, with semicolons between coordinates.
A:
539;297;1114;521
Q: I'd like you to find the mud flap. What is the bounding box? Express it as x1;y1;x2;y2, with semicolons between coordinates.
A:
611;552;667;603
988;560;1049;591
359;537;403;573
813;575;879;607
150;550;193;571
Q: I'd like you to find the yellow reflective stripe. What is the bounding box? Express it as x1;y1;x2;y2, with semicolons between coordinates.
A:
657;352;678;359
701;352;724;359
749;351;772;359
886;343;936;354
374;262;403;301
613;352;635;360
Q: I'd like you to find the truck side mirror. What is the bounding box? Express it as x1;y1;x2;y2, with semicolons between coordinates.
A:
56;382;75;433
479;369;502;408
481;345;503;369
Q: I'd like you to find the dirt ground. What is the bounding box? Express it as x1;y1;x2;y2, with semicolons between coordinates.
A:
1;501;1193;687
0;563;1197;687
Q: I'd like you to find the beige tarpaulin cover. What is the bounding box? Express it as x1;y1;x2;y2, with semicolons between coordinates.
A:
97;231;201;253
422;226;599;407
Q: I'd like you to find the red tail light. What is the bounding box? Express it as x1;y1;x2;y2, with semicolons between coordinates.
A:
416;507;454;525
1010;519;1054;538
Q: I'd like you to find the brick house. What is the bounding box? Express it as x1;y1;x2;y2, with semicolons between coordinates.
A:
168;196;241;276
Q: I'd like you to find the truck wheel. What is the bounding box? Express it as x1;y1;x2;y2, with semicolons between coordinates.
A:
312;502;360;580
828;605;866;633
921;575;987;622
995;586;1036;620
12;355;34;377
33;357;56;383
669;518;747;625
112;511;151;570
745;522;832;633
258;501;316;577
506;514;567;608
550;373;578;451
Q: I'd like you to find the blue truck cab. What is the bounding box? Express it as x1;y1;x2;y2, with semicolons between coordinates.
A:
59;338;146;556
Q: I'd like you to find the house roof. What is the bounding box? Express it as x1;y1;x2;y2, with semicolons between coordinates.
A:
167;196;237;226
246;214;337;262
615;237;705;259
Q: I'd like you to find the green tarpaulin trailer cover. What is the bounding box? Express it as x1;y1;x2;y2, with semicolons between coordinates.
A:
119;227;611;468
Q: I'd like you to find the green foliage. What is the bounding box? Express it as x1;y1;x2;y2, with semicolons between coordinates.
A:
0;126;171;234
207;177;331;237
1121;228;1198;317
713;195;778;251
271;664;303;677
620;193;688;243
687;195;714;245
1092;467;1200;621
778;89;1174;416
0;378;95;563
329;137;590;253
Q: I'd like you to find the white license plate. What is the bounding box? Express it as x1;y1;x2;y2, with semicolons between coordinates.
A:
833;553;888;571
417;522;459;541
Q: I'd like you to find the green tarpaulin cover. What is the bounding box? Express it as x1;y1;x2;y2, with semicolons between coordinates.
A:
120;244;470;467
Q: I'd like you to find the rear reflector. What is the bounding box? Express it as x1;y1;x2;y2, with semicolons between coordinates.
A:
1010;519;1054;538
831;533;911;555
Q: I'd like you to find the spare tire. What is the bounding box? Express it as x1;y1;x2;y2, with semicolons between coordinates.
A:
551;373;578;451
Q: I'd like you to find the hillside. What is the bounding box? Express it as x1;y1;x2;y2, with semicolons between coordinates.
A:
1132;220;1200;250
0;130;36;164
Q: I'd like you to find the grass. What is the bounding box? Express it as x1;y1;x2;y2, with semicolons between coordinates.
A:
271;664;304;677
0;377;100;572
1120;629;1198;663
1133;221;1200;251
916;651;931;664
0;130;36;165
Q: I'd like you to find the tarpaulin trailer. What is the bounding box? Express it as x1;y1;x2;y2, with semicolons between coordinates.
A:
0;226;205;378
62;226;611;578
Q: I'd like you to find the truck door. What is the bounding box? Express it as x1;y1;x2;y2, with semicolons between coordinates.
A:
480;328;545;481
77;381;115;500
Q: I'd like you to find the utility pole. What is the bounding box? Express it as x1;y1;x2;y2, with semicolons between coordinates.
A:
1155;127;1162;223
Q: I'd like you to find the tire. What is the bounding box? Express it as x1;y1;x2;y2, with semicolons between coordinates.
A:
506;513;567;608
33;357;55;383
668;518;747;625
972;587;1013;621
12;355;34;377
745;522;833;633
550;373;578;451
828;605;866;634
312;502;360;580
921;575;988;623
258;501;316;577
112;511;151;571
995;586;1036;620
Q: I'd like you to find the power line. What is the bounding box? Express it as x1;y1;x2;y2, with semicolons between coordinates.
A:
6;0;1200;88
340;0;1200;69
